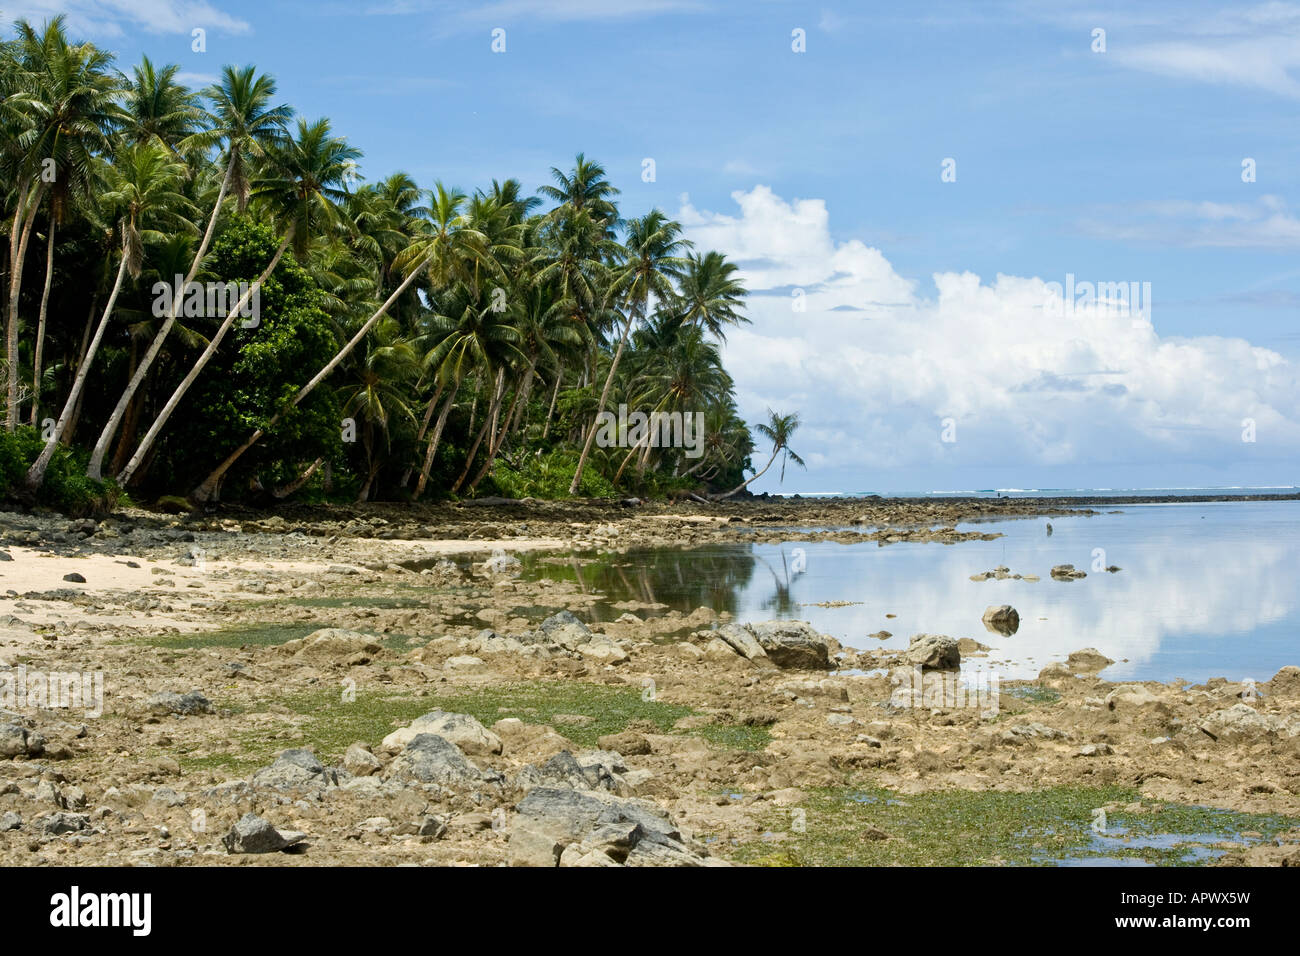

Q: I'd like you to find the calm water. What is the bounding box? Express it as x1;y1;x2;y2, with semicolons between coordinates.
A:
520;501;1300;683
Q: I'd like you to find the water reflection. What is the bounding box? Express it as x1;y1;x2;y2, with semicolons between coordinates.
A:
518;502;1300;683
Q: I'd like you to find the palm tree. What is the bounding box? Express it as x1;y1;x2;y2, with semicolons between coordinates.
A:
116;117;361;486
569;209;690;494
341;315;419;501
119;56;203;153
26;142;193;488
712;409;804;500
188;180;485;503
86;64;292;478
674;250;749;341
3;16;119;430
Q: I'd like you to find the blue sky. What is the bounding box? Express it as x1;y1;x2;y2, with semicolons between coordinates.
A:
10;0;1300;493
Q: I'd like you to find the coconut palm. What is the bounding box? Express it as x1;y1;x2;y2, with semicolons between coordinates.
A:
674;250;749;341
4;16;120;430
119;56;203;153
86;64;292;478
116;117;361;486
712;409;804;500
26;141;194;488
569;210;690;494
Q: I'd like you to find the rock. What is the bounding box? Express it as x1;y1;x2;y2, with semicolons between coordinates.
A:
381;711;503;757
145;690;214;716
703;637;740;662
41;812;89;835
598;731;651;756
1200;704;1300;743
1078;743;1114;757
1067;648;1114;673
1104;685;1163;710
0;723;45;758
1267;666;1300;699
61;572;86;584
714;623;770;662
385;733;492;787
0;811;21;830
509;787;716;867
746;621;831;670
286;628;382;663
576;639;630;664
482;549;522;576
516;750;620;793
902;634;960;670
444;655;485;671
534;611;592;651
1050;564;1087;580
343;743;383;777
416;815;447;838
251;748;338;791
981;605;1019;636
860;825;891;841
221;812;306;854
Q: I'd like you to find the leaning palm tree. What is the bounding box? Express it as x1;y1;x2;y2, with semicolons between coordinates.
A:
115;117;361;486
4;16;119;430
86;64;292;478
188;181;487;502
712;409;804;500
26;142;193;489
569;210;690;494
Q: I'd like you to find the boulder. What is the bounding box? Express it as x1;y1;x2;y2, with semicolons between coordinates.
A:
384;733;493;787
221;812;307;854
285;628;382;663
1067;648;1114;674
981;605;1019;636
1200;704;1300;743
747;621;831;670
1050;564;1087;580
251;748;339;792
902;634;960;670
1104;685;1163;710
0;723;45;759
509;787;717;867
343;743;383;777
714;623;769;662
381;710;503;757
534;611;592;651
145;690;214;716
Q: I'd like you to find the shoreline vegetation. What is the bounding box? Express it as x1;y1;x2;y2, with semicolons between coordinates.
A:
0;16;784;518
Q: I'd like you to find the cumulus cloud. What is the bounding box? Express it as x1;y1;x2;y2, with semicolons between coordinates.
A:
678;186;1300;484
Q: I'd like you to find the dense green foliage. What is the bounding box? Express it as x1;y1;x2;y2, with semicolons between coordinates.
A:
0;16;800;512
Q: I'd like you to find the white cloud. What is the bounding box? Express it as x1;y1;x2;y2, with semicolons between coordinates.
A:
363;0;706;25
1;0;250;38
1079;196;1300;248
680;186;1300;483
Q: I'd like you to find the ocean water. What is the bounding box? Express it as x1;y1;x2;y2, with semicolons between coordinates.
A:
520;500;1300;683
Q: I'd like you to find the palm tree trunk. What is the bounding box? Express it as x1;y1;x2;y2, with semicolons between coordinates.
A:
413;384;456;500
86;151;236;478
25;254;131;489
30;219;55;426
273;457;323;498
509;355;537;436
542;368;563;439
190;254;432;502
62;293;100;443
6;180;47;430
399;383;443;488
569;312;633;494
711;447;780;501
452;367;502;493
470;372;525;490
116;231;290;485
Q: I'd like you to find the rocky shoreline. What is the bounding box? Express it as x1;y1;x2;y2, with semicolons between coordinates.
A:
1;498;1297;867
